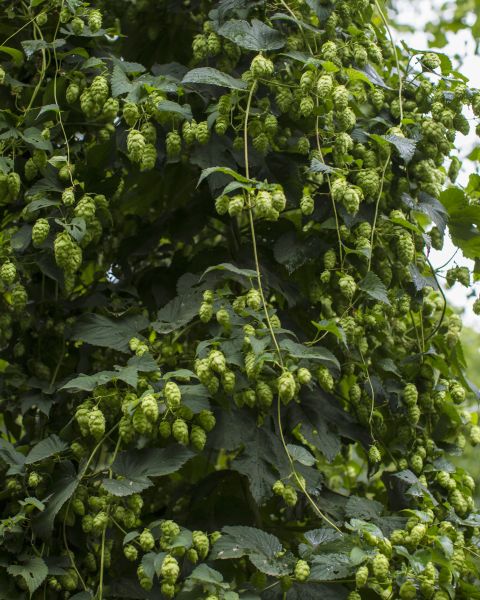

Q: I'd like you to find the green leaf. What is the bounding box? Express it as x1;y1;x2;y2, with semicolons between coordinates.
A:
21;39;65;59
24;198;60;213
141;552;166;581
286;443;316;466
112;445;194;480
156;99;193;120
344;67;375;88
280;339;340;370
382;134;416;163
25;435;68;464
152;293;201;334
198;166;252;187
182;67;247;90
37;103;60;118
187;564;225;586
289;404;341;463
21;127;53;151
7;557;48;595
60;371;117;392
71;314;148;352
309;553;353;581
233;426;288;502
415;192;448;233
356;64;390;89
345;496;383;520
0;439;26;470
0;45;24;66
202;262;257;280
271;13;323;35
111;65;134;97
32;462;79;539
274;232;323;275
358;271;390;304
212;526;294;576
311;320;346;344
310;157;335;174
102;477;152;497
218;19;285;51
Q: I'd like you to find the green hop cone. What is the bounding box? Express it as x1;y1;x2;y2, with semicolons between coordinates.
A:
228;194;244;216
422;52;441;70
403;383;418;406
133;409;150;434
165;381;181;409
74;196;96;221
91;75;109;105
300;194;314;215
71;17;84;35
368;445;381;463
250;54;274;78
372;553;389;580
294;559;310;582
197;410;216;432
246;288;261;310
283;485;298;507
342;187;361;214
127;130;146;163
450;381;465;404
27;471;41;488
172;418;189;445
355;564;369;587
297;367;312;385
317;74;333;98
299;95;314;117
399;580;417;599
192;530;209;559
215;195;230;215
199;301;213;322
256;381;273;408
124;544;138;562
158;420;171;439
88;9;102;33
102;97;119;121
333;85;349;111
32;218;50;247
160;555;180;583
278;371;296;404
339;274;356;300
166;131;182;158
24;158;38;181
209;350;226;374
141;394;159;422
66;82;80;104
7;172;20;198
123;102;139;127
182;120;197;144
321;40;337;61
190;425;207;451
88;408;105;440
317;365;334;391
195;121;210;144
92;511;108;530
216;308;230;328
139;528;155;552
62;187;75;206
0;261;16;285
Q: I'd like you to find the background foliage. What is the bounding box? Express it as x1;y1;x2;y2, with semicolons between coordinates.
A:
1;0;480;599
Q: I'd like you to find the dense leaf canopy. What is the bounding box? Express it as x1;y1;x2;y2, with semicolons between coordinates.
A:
0;0;480;599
